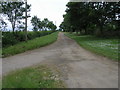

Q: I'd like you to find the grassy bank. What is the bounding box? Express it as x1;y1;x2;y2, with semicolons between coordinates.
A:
2;32;58;57
2;65;65;88
3;31;54;48
66;33;119;60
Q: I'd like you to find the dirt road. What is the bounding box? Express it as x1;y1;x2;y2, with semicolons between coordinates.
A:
3;32;118;88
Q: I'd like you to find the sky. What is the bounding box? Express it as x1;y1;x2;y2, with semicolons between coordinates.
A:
27;0;69;30
2;0;69;31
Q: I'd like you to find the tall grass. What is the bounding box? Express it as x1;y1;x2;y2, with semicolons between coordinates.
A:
2;32;58;57
2;65;65;88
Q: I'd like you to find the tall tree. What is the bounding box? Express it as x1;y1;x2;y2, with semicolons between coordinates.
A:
31;16;40;31
1;1;31;33
31;16;57;31
61;2;120;36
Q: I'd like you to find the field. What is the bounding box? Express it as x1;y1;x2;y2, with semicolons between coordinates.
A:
2;65;65;88
66;33;119;60
2;32;58;57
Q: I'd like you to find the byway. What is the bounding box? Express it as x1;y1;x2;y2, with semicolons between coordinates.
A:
3;32;118;88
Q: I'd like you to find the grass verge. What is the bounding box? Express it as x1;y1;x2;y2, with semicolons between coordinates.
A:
65;33;119;61
2;32;58;57
2;65;65;88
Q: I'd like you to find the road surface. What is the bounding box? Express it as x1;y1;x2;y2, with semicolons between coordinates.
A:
3;32;118;88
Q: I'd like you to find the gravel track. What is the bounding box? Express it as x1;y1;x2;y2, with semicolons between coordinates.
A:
3;32;118;88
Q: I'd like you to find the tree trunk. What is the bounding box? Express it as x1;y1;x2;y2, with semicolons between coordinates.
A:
70;27;72;34
12;24;15;33
84;28;87;35
11;18;16;34
100;25;103;36
12;9;17;34
76;30;78;35
25;0;27;41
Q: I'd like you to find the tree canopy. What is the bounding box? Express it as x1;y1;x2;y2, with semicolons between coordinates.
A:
31;16;57;31
60;2;120;36
1;1;31;32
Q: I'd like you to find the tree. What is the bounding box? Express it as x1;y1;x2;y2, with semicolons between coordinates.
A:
61;2;120;36
42;18;50;31
1;1;31;33
31;16;40;31
31;16;57;31
48;21;57;31
0;20;7;31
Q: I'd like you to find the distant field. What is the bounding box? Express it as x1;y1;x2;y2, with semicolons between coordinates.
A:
2;32;58;57
2;65;65;88
66;33;119;60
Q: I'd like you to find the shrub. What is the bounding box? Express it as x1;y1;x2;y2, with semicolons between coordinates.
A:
2;31;55;47
2;32;18;47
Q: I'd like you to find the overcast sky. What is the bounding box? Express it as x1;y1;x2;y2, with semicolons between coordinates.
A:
27;0;69;30
3;0;69;30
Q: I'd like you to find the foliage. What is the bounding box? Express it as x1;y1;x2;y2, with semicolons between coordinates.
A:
66;33;119;60
60;2;120;37
31;16;57;31
31;16;40;31
2;32;58;57
2;31;55;47
0;20;7;31
2;32;18;47
2;65;65;88
1;1;31;32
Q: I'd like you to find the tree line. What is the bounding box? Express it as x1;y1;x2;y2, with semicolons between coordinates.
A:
1;1;57;47
31;16;57;31
1;1;57;32
60;2;120;37
1;1;31;33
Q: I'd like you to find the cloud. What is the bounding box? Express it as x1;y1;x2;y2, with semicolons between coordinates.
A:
27;0;68;29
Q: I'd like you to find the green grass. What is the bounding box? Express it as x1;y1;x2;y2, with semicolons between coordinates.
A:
2;32;58;57
2;65;65;88
66;33;119;61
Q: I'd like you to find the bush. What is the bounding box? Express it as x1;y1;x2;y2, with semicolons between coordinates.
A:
2;32;18;47
2;32;58;57
14;32;26;41
2;31;55;47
